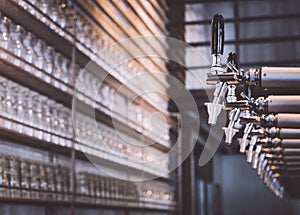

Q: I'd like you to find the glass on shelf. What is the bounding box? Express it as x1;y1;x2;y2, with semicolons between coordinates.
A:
55;164;63;200
3;81;14;129
0;155;10;197
57;0;68;28
61;56;71;85
46;164;56;200
9;156;21;198
76;15;86;44
23;32;37;64
43;45;55;76
0;77;7;121
30;162;39;199
32;94;44;139
56;103;68;146
23;90;35;136
20;159;30;198
9;24;25;58
33;39;46;77
11;86;25;133
0;15;11;49
91;33;102;55
39;0;50;14
62;167;70;201
53;52;63;80
41;98;52;142
39;163;48;199
82;24;93;50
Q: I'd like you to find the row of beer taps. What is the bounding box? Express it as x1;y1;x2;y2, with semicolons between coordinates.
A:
205;14;300;199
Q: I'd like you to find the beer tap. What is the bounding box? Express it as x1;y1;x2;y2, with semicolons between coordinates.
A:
205;14;226;125
222;52;241;145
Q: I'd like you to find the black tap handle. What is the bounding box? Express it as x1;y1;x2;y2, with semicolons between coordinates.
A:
211;14;224;56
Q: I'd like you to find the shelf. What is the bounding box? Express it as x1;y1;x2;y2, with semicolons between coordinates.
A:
0;0;170;118
0;196;175;211
74;0;169;85
0;45;171;151
0;185;175;211
0;115;171;180
0;0;177;212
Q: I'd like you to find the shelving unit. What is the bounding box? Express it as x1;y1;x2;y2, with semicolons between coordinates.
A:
0;0;177;214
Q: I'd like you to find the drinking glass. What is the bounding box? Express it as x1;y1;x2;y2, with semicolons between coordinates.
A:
11;86;25;133
55;165;63;200
43;46;55;75
61;56;71;84
53;52;63;79
30;162;39;199
40;0;50;15
3;82;14;131
23;32;37;64
9;156;21;197
39;163;47;199
46;164;56;200
9;24;25;57
41;98;52;142
33;39;46;75
32;94;44;139
0;155;10;197
23;90;36;136
0;16;11;49
20;159;30;198
57;0;68;28
83;24;93;49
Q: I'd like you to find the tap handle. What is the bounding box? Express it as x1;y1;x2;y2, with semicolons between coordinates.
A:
211;14;224;56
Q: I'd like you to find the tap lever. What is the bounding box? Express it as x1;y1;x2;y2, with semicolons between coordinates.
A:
211;13;224;71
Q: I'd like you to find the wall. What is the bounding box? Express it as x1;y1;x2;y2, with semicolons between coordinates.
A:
216;154;300;215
